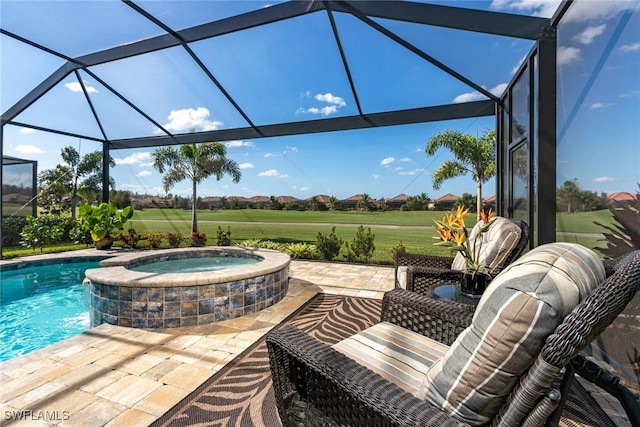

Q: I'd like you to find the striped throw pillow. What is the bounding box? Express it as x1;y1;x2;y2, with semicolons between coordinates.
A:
450;216;523;277
419;242;605;426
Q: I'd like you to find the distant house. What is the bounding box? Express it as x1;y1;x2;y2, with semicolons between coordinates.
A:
341;194;363;210
385;193;410;209
247;195;271;208
483;194;496;210
434;193;459;210
304;194;332;210
608;191;638;205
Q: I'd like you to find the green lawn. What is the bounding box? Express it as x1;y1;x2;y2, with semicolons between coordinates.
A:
3;208;618;263
132;208;449;227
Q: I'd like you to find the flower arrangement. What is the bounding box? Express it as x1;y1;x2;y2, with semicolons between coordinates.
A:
433;206;495;276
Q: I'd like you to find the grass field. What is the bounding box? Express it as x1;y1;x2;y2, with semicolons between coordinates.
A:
3;208;618;263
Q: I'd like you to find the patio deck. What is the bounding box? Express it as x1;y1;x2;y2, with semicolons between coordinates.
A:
0;255;631;426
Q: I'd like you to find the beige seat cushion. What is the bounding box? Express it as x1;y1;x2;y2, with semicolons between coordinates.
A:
333;321;448;396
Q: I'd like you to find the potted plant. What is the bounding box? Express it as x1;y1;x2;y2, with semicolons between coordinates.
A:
433;206;495;297
78;202;134;250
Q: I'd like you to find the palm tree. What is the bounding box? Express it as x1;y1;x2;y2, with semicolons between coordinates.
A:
425;129;496;216
358;193;372;212
151;142;241;233
328;196;339;211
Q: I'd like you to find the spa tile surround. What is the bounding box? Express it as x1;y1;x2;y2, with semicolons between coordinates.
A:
90;270;289;328
85;247;291;328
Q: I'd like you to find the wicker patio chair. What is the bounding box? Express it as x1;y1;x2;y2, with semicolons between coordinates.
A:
394;217;529;295
267;244;640;427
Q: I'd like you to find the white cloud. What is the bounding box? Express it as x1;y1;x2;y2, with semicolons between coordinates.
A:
491;0;638;22
511;54;527;75
453;83;507;103
259;169;288;178
119;183;165;195
315;93;346;107
557;46;581;67
562;1;639;23
399;157;411;162
264;152;280;158
14;144;45;155
299;186;310;191
20;128;37;134
161;107;222;133
593;176;615;183
573;24;606;45
620;90;640;98
4;171;32;187
490;0;563;18
296;92;346;116
399;170;417;176
589;102;606;110
137;170;152;177
115;151;151;165
65;81;98;94
297;105;339;116
372;174;380;179
620;43;640;53
239;162;254;169
381;157;395;166
286;146;299;153
225;140;254;148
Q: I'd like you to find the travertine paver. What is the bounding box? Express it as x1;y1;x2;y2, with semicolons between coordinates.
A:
96;375;161;407
132;385;190;417
159;364;215;391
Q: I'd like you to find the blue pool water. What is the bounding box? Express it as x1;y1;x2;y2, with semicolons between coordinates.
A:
129;254;259;274
0;258;103;362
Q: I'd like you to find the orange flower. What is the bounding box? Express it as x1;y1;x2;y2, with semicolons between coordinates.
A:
452;229;466;246
437;227;452;242
480;208;494;225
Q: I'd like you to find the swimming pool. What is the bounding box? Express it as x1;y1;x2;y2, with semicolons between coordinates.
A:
0;257;104;362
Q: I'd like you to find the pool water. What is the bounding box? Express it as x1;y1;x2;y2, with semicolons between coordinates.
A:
0;259;103;362
129;255;259;274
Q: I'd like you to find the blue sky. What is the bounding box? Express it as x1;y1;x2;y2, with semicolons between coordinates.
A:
1;0;638;201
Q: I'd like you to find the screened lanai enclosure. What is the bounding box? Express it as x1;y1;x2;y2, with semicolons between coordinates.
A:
1;0;639;415
0;0;561;245
2;0;639;250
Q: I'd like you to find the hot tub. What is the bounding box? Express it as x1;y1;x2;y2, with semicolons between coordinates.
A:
84;247;290;328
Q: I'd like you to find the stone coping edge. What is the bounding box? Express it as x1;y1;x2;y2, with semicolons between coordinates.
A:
85;246;291;288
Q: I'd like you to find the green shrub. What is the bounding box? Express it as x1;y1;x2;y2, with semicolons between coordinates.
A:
282;243;318;259
70;221;93;246
147;232;163;249
216;226;232;246
345;225;375;263
391;240;407;255
190;231;207;247
20;215;64;252
316;226;343;260
236;238;263;248
258;240;285;251
165;232;183;248
118;228;142;249
2;216;27;247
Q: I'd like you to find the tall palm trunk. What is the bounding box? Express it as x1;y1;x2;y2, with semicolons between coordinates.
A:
476;181;483;220
192;178;198;233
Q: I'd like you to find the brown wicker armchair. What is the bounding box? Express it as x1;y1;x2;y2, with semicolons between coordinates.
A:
267;245;639;427
394;217;529;295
